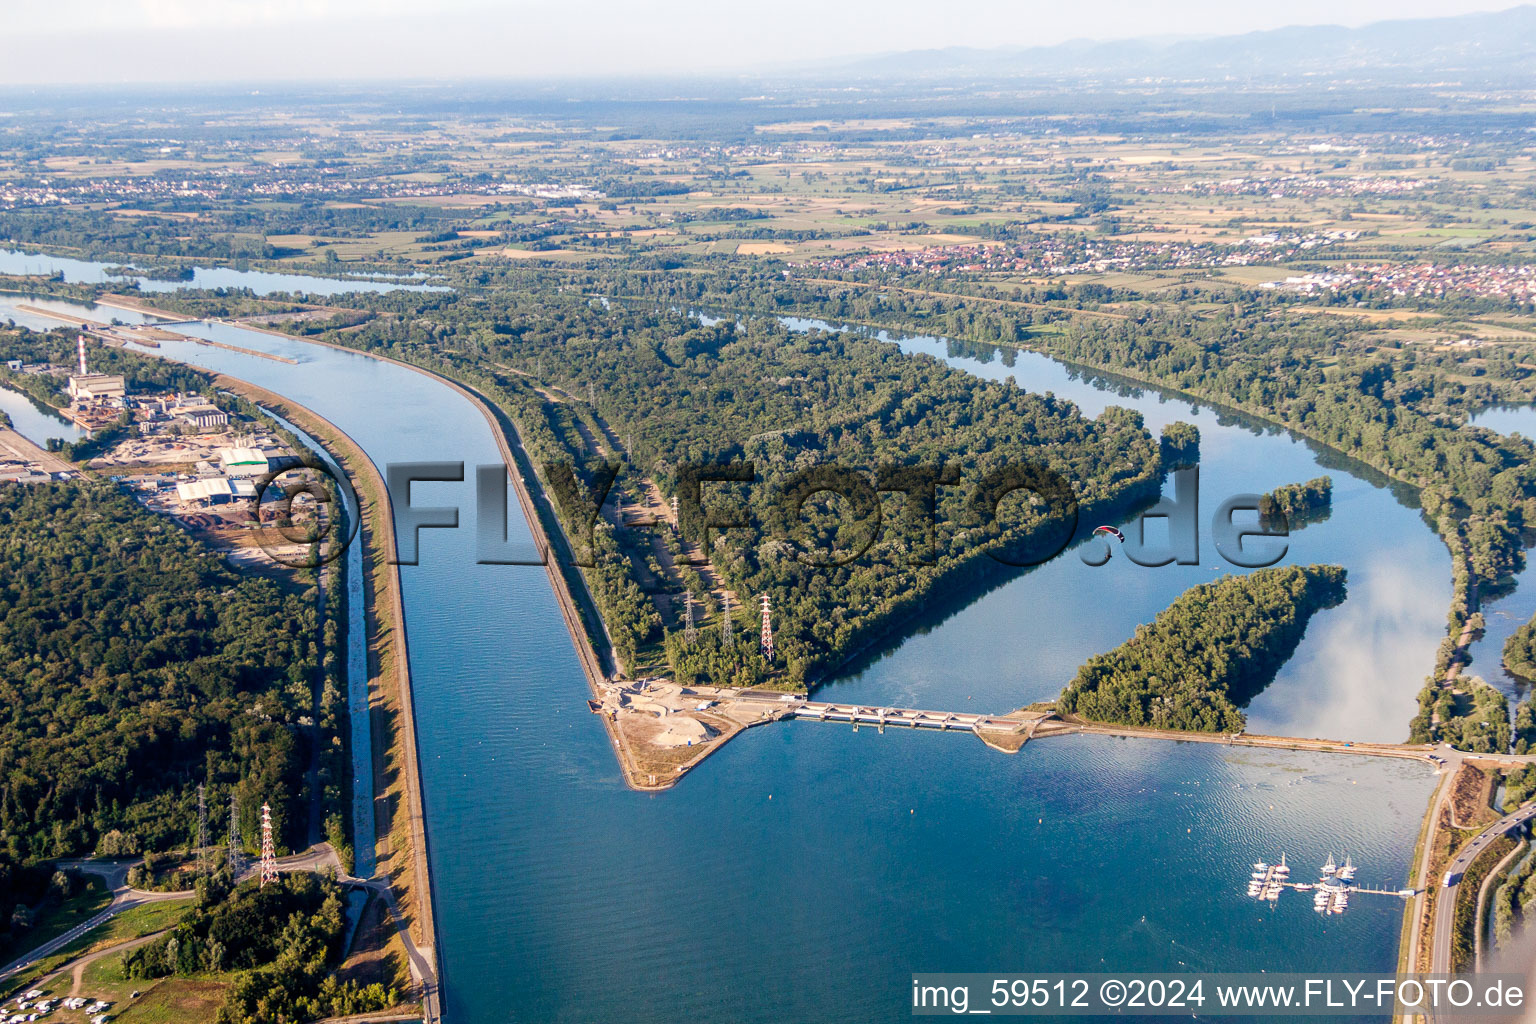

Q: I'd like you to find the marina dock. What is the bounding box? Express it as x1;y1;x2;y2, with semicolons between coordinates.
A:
1245;853;1416;915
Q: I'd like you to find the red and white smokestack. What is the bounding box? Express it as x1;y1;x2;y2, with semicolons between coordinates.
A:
77;334;87;376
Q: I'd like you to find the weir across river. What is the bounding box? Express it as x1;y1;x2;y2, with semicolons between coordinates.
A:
636;682;1525;772
734;692;1045;735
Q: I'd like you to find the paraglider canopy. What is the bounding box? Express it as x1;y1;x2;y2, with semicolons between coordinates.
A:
1093;525;1126;542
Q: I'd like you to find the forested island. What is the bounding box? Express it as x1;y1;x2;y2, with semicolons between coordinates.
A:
1057;565;1348;732
1506;615;1536;682
1259;476;1333;524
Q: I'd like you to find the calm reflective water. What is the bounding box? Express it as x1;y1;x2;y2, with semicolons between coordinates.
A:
1459;406;1536;701
1469;404;1536;439
0;384;81;446
0;292;169;331
0;249;448;296
126;315;1435;1023
783;319;1448;743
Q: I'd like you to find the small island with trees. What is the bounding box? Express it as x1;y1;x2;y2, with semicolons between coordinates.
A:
1056;565;1349;732
1259;476;1333;525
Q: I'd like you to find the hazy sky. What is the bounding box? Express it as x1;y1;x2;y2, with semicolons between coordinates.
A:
2;0;1525;85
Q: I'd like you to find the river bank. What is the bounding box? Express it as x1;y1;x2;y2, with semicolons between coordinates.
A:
200;372;441;1023
58;297;1436;1022
195;323;683;791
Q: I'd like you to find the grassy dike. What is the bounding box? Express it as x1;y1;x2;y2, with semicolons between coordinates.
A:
203;372;439;1014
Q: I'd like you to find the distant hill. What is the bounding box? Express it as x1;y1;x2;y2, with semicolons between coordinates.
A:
825;5;1536;83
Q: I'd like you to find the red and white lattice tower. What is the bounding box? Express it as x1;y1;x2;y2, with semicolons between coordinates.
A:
258;802;278;887
760;593;774;663
77;334;88;376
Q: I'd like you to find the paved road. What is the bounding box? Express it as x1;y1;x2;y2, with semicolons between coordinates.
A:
1430;800;1536;975
3;840;437;1024
0;871;194;983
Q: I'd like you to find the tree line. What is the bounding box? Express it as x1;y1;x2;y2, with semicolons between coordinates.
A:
1058;565;1348;732
122;871;397;1024
297;292;1173;687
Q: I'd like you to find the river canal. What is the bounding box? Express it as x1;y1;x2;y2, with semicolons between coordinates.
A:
8;282;1452;1022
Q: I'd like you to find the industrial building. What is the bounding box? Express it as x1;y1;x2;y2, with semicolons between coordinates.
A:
135;392;232;430
67;372;126;403
175;403;230;430
175;477;257;505
217;446;269;478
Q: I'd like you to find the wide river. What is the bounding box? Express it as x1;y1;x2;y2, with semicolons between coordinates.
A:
11;285;1455;1022
0;248;447;296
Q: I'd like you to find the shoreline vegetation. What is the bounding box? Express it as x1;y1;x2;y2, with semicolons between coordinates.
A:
1058;565;1350;732
1505;615;1536;684
626;274;1531;749
1259;476;1333;527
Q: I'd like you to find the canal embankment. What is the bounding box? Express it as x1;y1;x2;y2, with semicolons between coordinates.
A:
201;371;441;1023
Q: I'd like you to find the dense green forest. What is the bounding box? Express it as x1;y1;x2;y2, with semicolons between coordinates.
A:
0;483;322;862
301;294;1170;685
1260;476;1332;523
627;264;1536;590
122;872;396;1024
1058;565;1348;732
1506;614;1536;681
578;263;1533;747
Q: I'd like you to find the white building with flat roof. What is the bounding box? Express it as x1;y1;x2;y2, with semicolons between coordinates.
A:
170;400;228;429
175;477;255;505
217;447;268;478
67;373;125;403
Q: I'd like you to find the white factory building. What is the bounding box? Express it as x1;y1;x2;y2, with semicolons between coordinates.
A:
175;477;257;505
67;373;126;403
217;447;268;477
